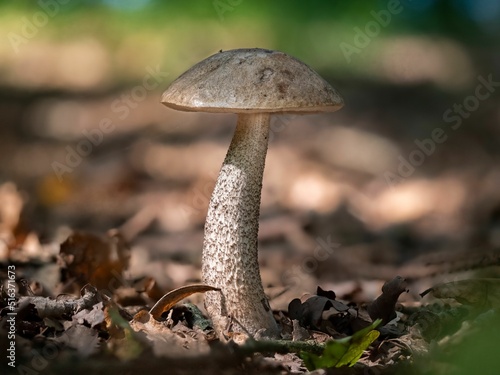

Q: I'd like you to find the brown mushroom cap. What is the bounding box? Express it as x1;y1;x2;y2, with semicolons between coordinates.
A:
161;48;344;114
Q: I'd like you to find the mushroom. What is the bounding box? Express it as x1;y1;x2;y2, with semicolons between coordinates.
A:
161;48;344;338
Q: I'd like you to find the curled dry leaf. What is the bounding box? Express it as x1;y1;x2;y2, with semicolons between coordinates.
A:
367;276;408;325
316;285;336;300
149;284;220;320
288;290;351;334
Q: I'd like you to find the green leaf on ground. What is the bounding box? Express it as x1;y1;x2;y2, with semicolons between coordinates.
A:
301;319;381;370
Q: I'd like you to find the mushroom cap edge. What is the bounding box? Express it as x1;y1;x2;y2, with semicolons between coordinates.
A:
161;48;344;114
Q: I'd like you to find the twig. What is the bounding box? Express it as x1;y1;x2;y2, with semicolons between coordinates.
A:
238;338;325;356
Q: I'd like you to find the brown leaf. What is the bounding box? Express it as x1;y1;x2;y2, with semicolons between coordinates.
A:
149;284;220;320
59;230;130;293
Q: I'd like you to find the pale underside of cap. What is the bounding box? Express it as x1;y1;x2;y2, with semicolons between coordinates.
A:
161;48;344;114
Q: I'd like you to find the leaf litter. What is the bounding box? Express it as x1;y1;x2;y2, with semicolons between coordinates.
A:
1;180;500;374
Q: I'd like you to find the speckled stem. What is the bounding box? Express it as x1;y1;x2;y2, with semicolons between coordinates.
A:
202;113;279;338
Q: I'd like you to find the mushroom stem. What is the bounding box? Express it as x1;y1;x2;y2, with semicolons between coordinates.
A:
202;113;279;338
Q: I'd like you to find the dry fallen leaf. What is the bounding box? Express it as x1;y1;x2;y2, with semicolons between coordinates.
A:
288;290;350;334
368;276;408;325
72;301;106;327
59;230;130;293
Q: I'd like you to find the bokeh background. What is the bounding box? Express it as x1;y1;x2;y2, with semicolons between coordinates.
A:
1;0;500;302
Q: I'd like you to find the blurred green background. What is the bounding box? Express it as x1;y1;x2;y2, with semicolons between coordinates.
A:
1;0;499;90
